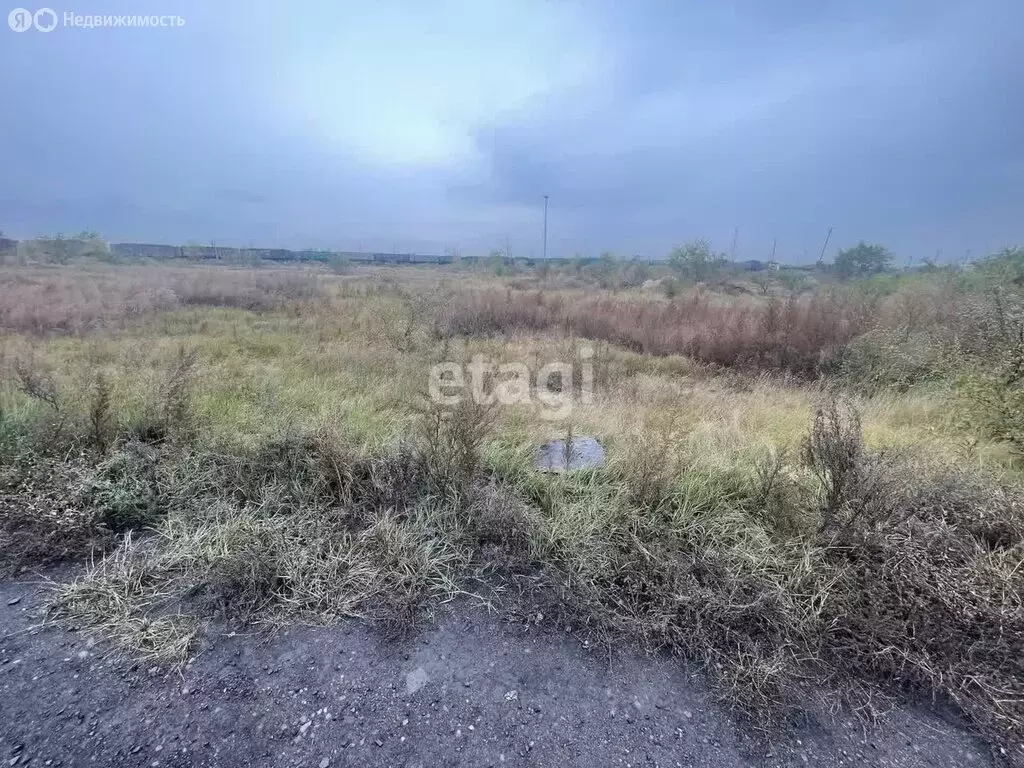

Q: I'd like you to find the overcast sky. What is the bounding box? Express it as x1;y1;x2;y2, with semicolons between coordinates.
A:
2;0;1022;262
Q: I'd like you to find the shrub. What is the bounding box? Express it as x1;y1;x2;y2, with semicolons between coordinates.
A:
466;482;537;571
821;461;1024;752
418;396;495;500
795;398;1024;752
669;239;727;282
803;393;863;521
327;254;350;274
958;328;1024;454
976;246;1024;287
225;430;377;513
88;373;114;456
838;328;953;391
81;442;163;532
749;447;809;536
13;357;61;412
802;398;913;534
8;356;79;453
128;346;199;445
439;287;873;377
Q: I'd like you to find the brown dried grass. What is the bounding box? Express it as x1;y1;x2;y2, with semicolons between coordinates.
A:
0;267;320;334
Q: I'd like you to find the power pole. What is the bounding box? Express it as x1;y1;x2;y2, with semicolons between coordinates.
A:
816;227;833;266
770;237;777;262
542;195;549;260
729;226;739;262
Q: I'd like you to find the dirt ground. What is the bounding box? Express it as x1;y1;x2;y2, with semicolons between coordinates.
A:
0;574;1000;768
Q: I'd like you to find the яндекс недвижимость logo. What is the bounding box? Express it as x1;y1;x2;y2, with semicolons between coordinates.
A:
8;7;57;31
7;8;185;31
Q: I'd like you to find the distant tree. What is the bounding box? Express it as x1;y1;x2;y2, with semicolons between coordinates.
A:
77;230;110;260
0;231;10;266
669;239;726;282
24;230;109;263
48;233;74;264
589;252;622;289
834;241;893;278
485;250;507;275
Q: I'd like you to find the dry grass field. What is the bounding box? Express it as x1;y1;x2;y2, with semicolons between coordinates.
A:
1;254;1023;759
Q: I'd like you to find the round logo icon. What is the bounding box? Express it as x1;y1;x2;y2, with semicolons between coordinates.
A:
8;7;34;31
34;7;57;31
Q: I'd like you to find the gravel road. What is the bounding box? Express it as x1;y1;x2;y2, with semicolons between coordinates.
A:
0;575;999;767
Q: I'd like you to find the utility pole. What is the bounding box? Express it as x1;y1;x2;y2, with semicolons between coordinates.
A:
770;237;777;262
816;227;833;266
542;195;549;260
729;226;739;262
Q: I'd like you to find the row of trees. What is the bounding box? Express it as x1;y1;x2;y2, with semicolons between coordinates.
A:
666;239;894;281
0;231;111;264
6;228;1017;285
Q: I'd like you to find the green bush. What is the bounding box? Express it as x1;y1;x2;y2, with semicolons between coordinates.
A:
839;328;955;391
81;442;164;531
0;404;19;461
669;239;727;282
834;241;892;278
957;331;1024;454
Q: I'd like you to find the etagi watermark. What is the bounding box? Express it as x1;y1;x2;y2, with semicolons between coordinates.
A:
8;8;185;32
429;346;595;420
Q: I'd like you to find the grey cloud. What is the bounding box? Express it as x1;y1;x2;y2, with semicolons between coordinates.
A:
1;0;1021;261
457;1;1024;260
